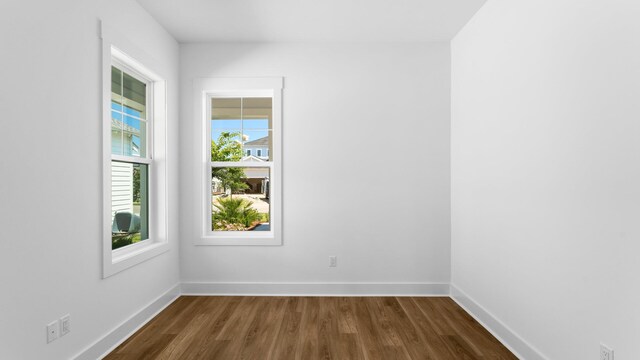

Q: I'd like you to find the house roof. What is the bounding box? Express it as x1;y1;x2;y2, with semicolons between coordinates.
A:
241;155;266;162
244;136;269;146
112;118;140;135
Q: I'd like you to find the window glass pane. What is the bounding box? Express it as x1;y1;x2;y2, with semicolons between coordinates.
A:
242;119;269;130
111;102;123;113
242;97;272;123
212;119;242;130
111;66;122;105
111;110;123;155
123;115;146;157
243;130;271;161
212;98;241;121
112;161;149;249
211;98;242;163
124;104;144;119
210;97;273;162
123;72;146;119
211;131;242;161
211;166;270;232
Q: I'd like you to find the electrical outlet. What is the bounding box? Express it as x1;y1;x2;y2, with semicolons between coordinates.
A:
60;315;70;336
46;321;59;343
329;256;337;267
600;344;614;360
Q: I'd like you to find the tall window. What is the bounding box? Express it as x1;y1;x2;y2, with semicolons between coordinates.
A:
110;64;151;250
210;97;272;231
101;28;169;277
197;78;282;245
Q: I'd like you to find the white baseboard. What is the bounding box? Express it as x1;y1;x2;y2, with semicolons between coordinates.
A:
181;282;450;296
73;283;181;360
450;284;548;360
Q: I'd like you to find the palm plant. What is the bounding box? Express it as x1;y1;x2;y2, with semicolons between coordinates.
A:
212;197;261;230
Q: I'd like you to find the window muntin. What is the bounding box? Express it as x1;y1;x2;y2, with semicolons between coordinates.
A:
110;63;151;250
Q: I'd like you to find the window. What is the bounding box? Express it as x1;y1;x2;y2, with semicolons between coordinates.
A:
101;24;169;277
110;64;150;250
196;78;282;245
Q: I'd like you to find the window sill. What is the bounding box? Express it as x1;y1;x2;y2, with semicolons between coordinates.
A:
196;235;281;246
103;240;169;278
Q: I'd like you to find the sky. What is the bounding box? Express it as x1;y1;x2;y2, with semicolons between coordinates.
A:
211;118;270;146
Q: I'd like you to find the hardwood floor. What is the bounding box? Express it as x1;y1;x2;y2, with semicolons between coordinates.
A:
105;296;517;360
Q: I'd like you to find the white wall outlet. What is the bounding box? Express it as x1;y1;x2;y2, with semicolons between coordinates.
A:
600;344;614;360
60;315;70;336
329;256;337;267
46;321;58;343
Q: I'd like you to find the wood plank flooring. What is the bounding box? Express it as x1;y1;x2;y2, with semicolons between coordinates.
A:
105;296;517;360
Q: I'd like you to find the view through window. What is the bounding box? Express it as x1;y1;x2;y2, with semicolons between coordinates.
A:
210;97;272;232
111;65;150;249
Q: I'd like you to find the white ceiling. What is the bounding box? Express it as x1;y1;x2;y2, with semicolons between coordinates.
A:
136;0;486;43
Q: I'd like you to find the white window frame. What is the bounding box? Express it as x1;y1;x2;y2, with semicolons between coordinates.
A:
256;149;262;157
196;77;283;246
101;23;169;277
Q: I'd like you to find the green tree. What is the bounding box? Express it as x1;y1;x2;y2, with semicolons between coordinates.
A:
211;132;248;197
132;166;140;203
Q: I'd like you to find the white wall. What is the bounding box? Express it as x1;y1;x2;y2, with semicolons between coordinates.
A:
180;43;451;288
451;1;640;359
0;1;180;359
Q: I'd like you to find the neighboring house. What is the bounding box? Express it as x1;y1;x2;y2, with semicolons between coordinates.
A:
211;153;270;196
111;161;134;219
241;155;270;195
111;118;140;217
243;136;269;160
111;118;140;157
242;137;270;195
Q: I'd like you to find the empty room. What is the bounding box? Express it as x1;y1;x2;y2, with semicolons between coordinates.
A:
1;0;639;359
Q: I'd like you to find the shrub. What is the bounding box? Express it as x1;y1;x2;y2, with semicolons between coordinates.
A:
212;197;261;230
112;232;142;250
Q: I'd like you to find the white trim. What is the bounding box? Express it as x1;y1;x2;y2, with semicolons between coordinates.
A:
197;77;283;246
180;282;450;296
112;154;152;164
72;284;180;360
108;242;169;274
450;284;548;360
